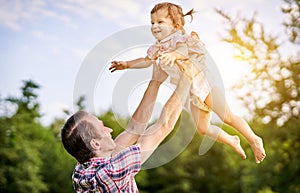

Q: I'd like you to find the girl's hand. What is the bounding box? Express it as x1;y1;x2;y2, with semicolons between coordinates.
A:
109;61;128;72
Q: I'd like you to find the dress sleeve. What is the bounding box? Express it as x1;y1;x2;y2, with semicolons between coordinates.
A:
169;32;186;49
186;31;207;72
147;44;159;60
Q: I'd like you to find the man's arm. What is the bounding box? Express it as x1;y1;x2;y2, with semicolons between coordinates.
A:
113;64;168;155
136;72;192;164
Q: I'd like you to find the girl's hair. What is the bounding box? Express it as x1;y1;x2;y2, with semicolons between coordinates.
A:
151;2;195;33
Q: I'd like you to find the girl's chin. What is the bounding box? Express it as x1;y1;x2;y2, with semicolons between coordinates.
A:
153;33;163;40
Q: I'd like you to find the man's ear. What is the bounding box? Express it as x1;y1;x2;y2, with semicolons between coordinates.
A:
90;139;101;150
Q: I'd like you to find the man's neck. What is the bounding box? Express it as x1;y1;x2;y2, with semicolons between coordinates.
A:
94;149;114;159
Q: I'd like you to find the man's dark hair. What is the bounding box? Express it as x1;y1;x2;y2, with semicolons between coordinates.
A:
61;111;96;163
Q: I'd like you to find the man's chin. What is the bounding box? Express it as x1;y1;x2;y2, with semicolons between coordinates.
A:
110;144;117;151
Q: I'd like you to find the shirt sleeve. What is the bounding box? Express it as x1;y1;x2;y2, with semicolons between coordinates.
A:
108;145;141;187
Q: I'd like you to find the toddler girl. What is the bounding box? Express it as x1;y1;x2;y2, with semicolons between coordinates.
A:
109;2;266;163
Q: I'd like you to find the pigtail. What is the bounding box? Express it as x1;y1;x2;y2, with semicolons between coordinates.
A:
184;8;196;22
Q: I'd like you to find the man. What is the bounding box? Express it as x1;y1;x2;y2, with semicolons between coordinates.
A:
61;63;192;192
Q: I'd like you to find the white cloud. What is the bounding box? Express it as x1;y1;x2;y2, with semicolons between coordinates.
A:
0;0;72;31
0;0;284;32
0;0;144;31
0;1;25;30
56;0;145;27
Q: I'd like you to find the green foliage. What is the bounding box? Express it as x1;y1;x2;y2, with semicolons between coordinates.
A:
255;119;300;193
216;0;300;126
0;80;76;193
214;0;300;192
0;80;47;193
282;0;300;43
6;80;41;119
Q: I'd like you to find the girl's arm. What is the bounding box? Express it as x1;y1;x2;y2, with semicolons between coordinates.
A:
110;56;154;72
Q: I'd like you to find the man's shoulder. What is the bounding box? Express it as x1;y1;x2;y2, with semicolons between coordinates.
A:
112;145;141;161
73;157;108;175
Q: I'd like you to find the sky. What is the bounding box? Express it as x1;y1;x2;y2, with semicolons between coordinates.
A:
0;0;286;125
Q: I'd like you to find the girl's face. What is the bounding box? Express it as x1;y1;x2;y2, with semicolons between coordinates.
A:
151;8;176;41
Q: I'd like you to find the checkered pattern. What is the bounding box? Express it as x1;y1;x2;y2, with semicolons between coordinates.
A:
72;145;141;193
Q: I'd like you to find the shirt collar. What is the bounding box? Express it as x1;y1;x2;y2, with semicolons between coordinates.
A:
158;30;182;43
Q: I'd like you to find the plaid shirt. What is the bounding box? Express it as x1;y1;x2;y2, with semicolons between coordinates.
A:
72;145;141;193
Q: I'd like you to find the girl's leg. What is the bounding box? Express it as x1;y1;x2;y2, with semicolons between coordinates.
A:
190;102;246;159
209;87;266;163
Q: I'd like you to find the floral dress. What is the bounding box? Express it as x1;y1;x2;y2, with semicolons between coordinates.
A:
147;30;213;112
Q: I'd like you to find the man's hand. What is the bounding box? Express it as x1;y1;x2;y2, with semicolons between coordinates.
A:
159;42;188;67
151;63;168;83
109;61;128;72
176;60;199;80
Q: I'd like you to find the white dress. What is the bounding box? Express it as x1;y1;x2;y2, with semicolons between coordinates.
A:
147;30;213;112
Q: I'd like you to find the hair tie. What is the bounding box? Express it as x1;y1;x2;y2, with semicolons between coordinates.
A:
184;8;197;22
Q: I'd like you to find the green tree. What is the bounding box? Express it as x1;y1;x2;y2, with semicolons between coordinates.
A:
215;0;300;192
0;80;47;193
215;0;299;126
282;0;300;43
0;80;77;193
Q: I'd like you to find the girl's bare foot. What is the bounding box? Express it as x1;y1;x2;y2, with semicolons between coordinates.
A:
230;135;247;159
250;136;266;164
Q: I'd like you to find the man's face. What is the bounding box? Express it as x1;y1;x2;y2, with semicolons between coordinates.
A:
87;114;116;152
151;8;176;41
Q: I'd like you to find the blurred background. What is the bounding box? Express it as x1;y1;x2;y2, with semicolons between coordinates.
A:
0;0;299;192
